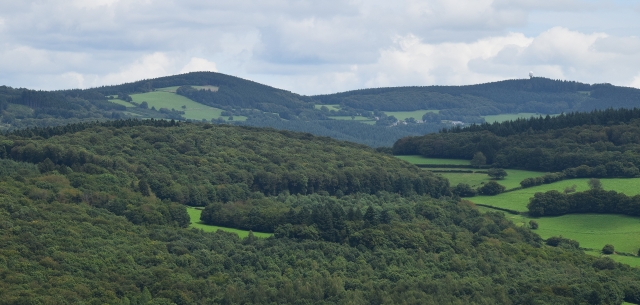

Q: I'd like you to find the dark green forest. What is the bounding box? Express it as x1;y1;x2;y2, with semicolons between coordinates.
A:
394;108;640;175
313;78;640;114
2;120;640;304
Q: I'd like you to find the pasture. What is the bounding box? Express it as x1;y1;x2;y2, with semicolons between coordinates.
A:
474;177;640;267
315;104;341;111
187;207;272;238
472;178;640;212
156;85;219;93
130;91;246;121
329;116;375;122
482;113;548;123
108;98;135;107
441;169;544;190
384;110;439;121
396;155;470;165
395;155;544;190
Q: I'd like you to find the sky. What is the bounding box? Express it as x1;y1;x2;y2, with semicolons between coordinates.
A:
0;0;639;95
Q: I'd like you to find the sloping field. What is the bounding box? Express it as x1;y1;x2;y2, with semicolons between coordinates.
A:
472;178;640;212
385;110;439;120
440;169;544;190
130;91;245;121
396;155;470;165
187;207;272;238
482;113;559;123
108;98;135;107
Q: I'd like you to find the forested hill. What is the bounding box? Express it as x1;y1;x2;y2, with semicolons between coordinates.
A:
4;73;640;147
4;119;640;303
2;119;450;202
91;72;315;116
312;77;640;114
393;107;640;174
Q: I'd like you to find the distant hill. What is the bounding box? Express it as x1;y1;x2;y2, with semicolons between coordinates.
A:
312;78;640;115
3;73;640;146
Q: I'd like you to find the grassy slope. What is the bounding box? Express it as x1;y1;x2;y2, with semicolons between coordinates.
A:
329;116;374;122
474;178;640;267
384;110;439;120
395;155;544;190
472;178;640;212
187;207;272;238
130;91;246;121
108;98;135;107
482;113;559;123
400;155;640;267
315;104;341;111
440;169;544;190
395;155;470;165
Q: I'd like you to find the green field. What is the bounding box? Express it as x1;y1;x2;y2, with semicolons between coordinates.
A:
472;178;640;212
395;155;470;165
482;113;557;123
130;91;246;121
385;110;439;121
315;104;341;111
395;156;543;190
474;177;640;267
187;207;272;238
328;116;374;122
108;98;135;107
156;85;218;93
439;169;544;190
475;206;640;267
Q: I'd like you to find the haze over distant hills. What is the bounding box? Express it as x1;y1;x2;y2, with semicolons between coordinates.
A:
2;72;640;146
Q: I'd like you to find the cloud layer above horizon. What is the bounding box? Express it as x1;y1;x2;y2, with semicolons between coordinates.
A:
0;0;639;94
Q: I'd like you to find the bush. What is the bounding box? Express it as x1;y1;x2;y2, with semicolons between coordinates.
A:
529;220;539;230
487;168;507;180
602;244;615;255
477;181;506;196
452;183;477;197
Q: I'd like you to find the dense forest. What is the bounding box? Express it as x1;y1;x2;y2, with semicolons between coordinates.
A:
2;120;640;304
393;108;640;174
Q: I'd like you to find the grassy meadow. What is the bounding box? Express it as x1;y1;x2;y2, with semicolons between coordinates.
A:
385;110;439;121
329;116;375;122
398;155;640;267
187;207;272;238
471;178;640;212
440;169;544;190
395;155;544;190
130;91;246;121
155;85;219;93
108;98;135;107
395;155;470;165
315;104;341;111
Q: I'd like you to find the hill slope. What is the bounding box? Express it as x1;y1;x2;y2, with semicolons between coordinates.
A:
3;73;640;147
3;120;640;304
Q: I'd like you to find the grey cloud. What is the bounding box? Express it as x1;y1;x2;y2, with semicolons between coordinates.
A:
592;36;640;54
0;0;638;93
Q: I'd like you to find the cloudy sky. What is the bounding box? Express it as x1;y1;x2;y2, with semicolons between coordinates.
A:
1;0;639;95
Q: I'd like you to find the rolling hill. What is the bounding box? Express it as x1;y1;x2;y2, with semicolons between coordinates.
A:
3;72;640;147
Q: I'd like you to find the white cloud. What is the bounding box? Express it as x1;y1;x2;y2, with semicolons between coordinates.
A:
631;73;640;89
98;52;174;86
0;0;639;94
180;57;218;74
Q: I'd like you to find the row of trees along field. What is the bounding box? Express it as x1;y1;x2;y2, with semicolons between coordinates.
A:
3;155;640;303
528;185;640;217
393;108;640;174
